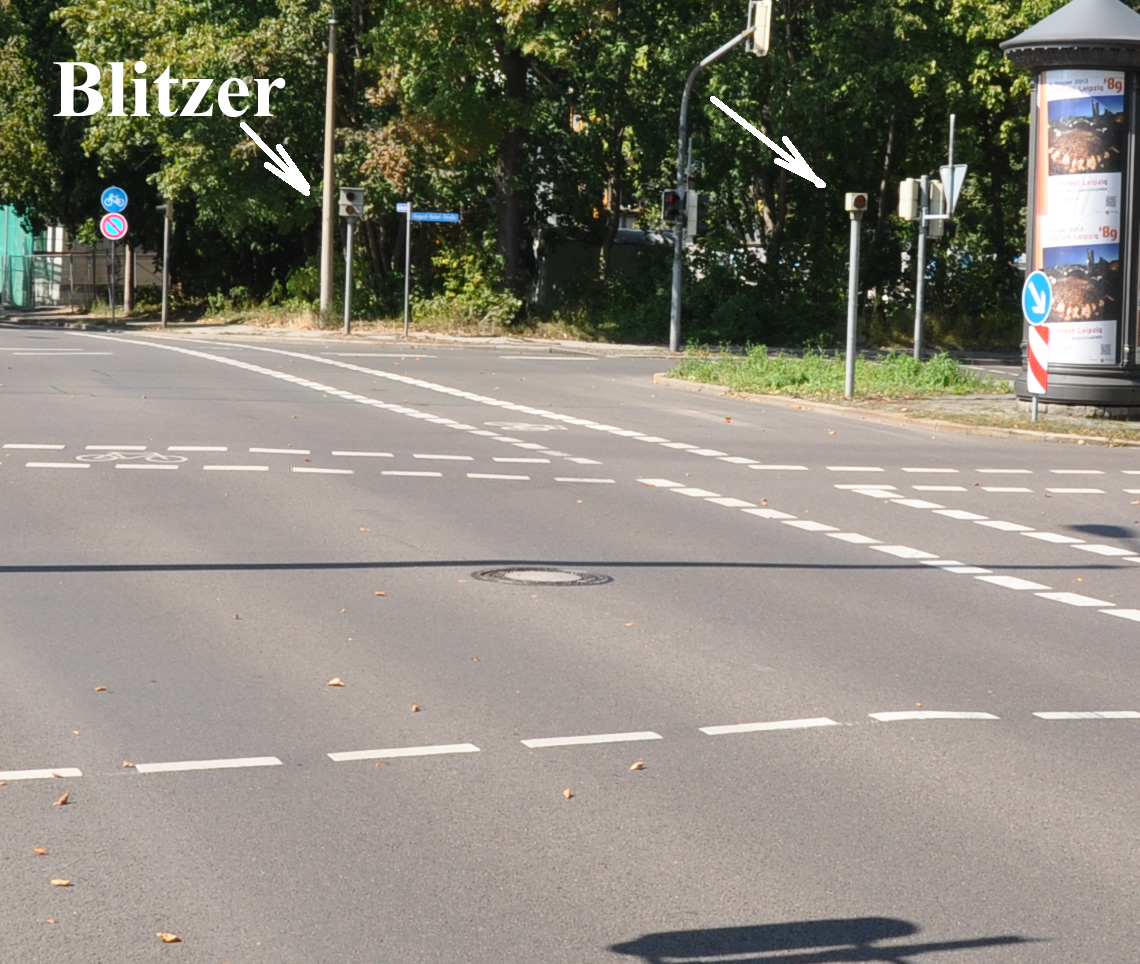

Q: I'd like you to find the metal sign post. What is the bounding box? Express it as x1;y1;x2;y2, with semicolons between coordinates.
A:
400;201;412;337
844;193;867;399
157;200;172;328
343;217;356;334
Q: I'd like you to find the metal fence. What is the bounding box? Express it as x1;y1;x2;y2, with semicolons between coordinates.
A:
1;247;161;310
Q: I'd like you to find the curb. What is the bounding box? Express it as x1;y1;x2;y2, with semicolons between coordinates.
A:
650;374;1140;449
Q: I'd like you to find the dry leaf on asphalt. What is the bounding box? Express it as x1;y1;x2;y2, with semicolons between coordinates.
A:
625;622;634;627
828;430;836;435
53;792;69;806
94;686;107;692
71;730;80;736
327;677;345;687
471;657;480;662
630;761;645;771
50;879;71;887
122;761;135;768
563;788;574;799
0;781;6;787
33;847;48;855
411;704;421;712
156;932;182;943
46;918;57;924
725;417;732;423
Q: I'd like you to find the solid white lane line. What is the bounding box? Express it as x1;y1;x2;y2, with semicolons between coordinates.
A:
328;743;480;762
321;352;437;358
0;767;82;781
718;456;760;464
892;498;945;509
827;466;884;472
705;497;756;508
555;477;615;484
413;454;473;460
1034;711;1140;719
749;464;808;471
869;545;939;559
86;444;145;451
1021;532;1085;544
661;442;698;449
638;478;682;488
742;507;796;519
495;457;550;463
291;467;354;475
566;457;603;464
920;560;992;574
466;472;530;480
331;451;393;457
977;468;1031;474
1035;591;1113;607
498;354;592;360
521;731;662;749
1046;487;1104;494
871;711;999;721
689;448;728;457
382;470;442;477
1101;609;1140;622
134;756;283;774
10;351;111;356
168;446;227;452
1073;544;1136;557
1050;469;1104;475
981;486;1033;493
912;485;967;492
26;462;88;469
700;718;839;735
975;575;1051;591
673;487;721;497
635;436;670;443
541;450;570;456
827;532;881;544
250;447;310;454
934;509;988;520
783;520;839;532
203;465;269;472
835;483;898;490
902;467;959;473
4;443;65;450
975;520;1034;532
116;463;179;470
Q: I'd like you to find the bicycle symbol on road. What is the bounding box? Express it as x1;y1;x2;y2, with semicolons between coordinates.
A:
75;451;187;463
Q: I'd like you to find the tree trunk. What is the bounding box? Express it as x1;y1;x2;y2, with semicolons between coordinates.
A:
494;44;527;300
598;127;625;281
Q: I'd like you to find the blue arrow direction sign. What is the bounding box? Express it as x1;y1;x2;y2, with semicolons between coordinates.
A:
1022;270;1053;326
411;211;460;223
101;186;128;213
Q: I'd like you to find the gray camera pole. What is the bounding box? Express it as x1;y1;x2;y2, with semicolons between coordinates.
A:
844;209;863;399
669;28;753;354
913;174;929;361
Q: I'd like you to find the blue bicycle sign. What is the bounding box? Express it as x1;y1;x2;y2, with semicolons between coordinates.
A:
101;186;128;213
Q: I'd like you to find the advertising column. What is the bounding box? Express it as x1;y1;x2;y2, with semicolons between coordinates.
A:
1033;69;1125;365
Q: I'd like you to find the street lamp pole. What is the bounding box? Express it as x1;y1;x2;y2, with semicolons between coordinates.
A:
669;26;758;354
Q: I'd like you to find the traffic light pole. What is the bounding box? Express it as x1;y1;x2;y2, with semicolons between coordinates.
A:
670;28;753;354
913;174;929;361
343;217;355;334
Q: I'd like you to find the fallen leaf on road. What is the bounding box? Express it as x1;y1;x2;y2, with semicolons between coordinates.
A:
50;879;71;887
471;657;480;662
0;781;6;786
374;591;386;596
359;527;370;532
630;761;644;771
760;498;768;506
828;430;836;435
53;793;69;806
725;417;732;423
916;702;923;707
563;788;573;799
156;932;182;943
122;761;135;768
46;918;57;924
576;500;583;504
72;730;80;736
33;847;48;855
94;686;107;692
327;678;345;687
50;772;64;778
411;704;421;712
625;622;634;627
374;762;384;768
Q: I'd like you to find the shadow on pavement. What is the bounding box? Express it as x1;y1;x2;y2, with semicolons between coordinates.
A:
609;916;1038;963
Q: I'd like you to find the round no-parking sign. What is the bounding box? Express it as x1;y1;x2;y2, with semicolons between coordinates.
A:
99;212;129;241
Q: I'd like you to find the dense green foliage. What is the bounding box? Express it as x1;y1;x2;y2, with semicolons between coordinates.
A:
0;0;1075;343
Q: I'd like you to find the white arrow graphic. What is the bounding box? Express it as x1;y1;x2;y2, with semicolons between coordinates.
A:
709;96;825;189
240;121;310;197
1028;280;1047;314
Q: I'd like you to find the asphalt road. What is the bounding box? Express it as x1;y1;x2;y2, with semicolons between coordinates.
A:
2;326;1139;963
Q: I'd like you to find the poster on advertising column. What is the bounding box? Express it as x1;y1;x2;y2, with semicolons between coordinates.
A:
1034;68;1125;365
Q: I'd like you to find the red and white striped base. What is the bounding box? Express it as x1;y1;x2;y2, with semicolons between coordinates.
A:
1028;324;1049;395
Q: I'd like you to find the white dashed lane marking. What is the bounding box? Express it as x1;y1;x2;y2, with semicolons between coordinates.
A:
250;447;310;454
975;575;1050;591
521;731;662;749
26;462;88;469
383;470;442;477
1035;592;1113;607
134;756;283;774
168;446;227;452
749;464;808;471
1046;487;1104;494
700;718;838;736
86;444;145;451
414;453;474;461
870;711;1000;722
328;743;480;762
1034;711;1140;719
981;486;1033;493
4;443;64;450
913;485;966;492
827;466;884;472
467;473;529;481
292;466;353;475
331;450;392;457
203;465;269;472
0;767;82;781
555;477;616;484
902;467;959;473
116;463;178;471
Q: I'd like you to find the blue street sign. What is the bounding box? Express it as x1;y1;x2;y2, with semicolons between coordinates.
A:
411;211;460;223
101;186;128;213
396;202;409;213
1022;270;1053;326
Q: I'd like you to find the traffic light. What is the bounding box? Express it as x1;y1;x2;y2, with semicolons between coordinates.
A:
338;186;365;218
745;0;772;56
898;179;919;220
661;189;682;224
686;191;710;237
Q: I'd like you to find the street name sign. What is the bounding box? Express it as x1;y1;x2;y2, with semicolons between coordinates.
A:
411;211;460;223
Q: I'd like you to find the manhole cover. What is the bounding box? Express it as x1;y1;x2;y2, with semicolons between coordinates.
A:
471;567;611;586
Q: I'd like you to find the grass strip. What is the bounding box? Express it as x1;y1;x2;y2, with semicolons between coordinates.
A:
667;347;1010;400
